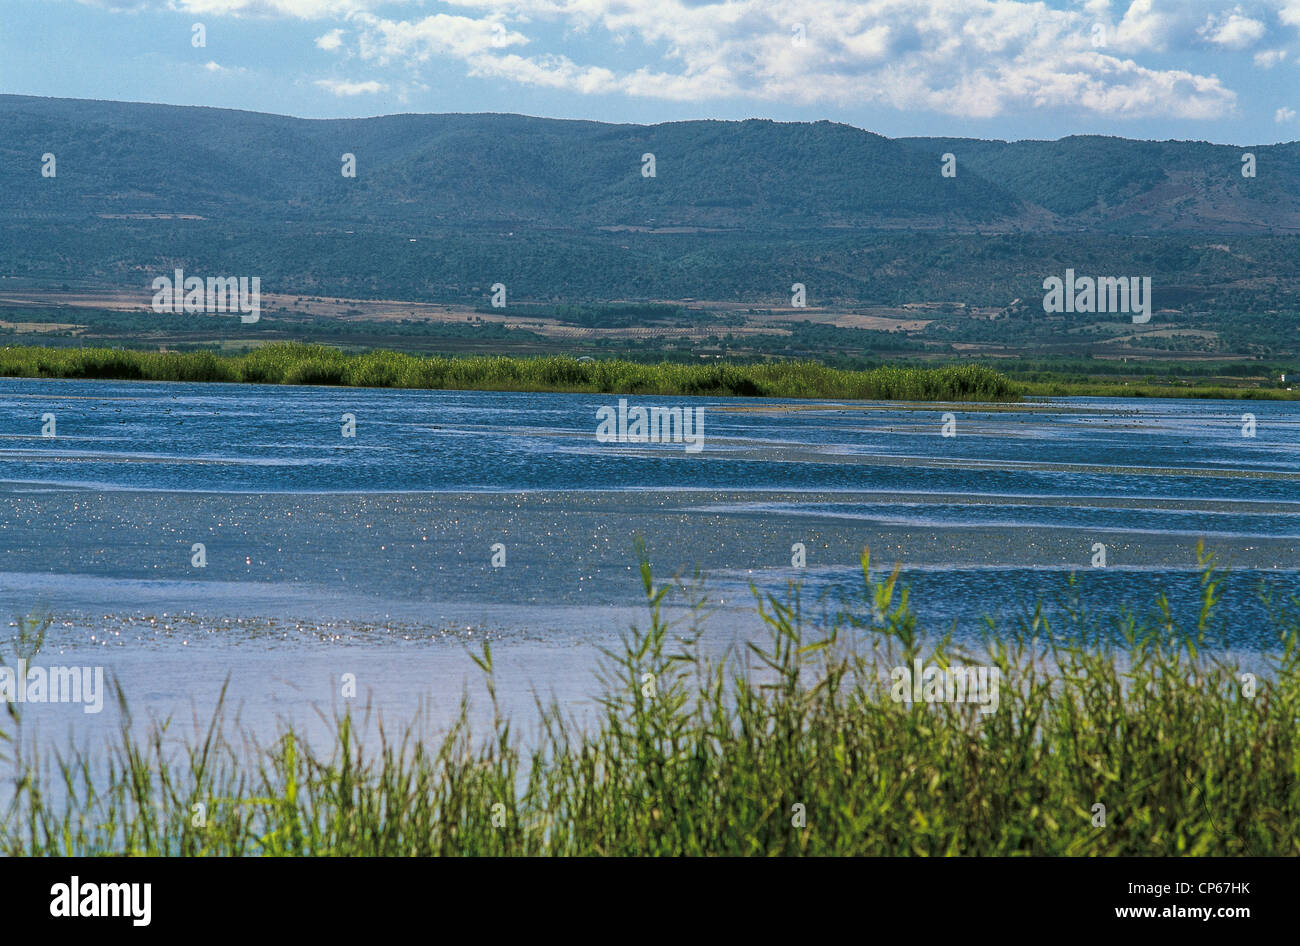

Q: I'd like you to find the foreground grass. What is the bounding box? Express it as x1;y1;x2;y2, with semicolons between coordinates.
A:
2;542;1297;856
0;343;1019;401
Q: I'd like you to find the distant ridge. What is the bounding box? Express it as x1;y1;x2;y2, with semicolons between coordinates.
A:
3;94;1298;233
0;95;1297;311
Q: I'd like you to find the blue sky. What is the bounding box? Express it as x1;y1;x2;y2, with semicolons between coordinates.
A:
1;0;1298;143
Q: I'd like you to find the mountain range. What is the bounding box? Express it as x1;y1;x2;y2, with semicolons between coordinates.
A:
1;95;1298;322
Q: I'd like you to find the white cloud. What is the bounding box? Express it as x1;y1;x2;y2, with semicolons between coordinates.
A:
203;60;247;74
354;13;526;65
314;78;388;95
1254;48;1288;67
72;0;412;17
1279;1;1300;27
1198;7;1267;49
79;0;1272;121
1112;0;1178;52
153;1;401;14
315;29;345;51
334;1;1239;120
1276;106;1298;122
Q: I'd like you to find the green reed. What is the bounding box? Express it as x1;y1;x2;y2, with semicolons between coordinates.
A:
2;541;1296;856
0;343;1020;401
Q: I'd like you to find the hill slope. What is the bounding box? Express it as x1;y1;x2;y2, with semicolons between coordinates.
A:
0;96;1027;230
0;95;1297;323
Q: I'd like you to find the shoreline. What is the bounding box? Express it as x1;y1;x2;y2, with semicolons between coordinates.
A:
3;341;1297;401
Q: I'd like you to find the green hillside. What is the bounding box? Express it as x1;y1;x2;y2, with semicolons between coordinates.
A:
1;95;1298;341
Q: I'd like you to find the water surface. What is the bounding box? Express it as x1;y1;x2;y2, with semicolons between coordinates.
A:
0;379;1296;746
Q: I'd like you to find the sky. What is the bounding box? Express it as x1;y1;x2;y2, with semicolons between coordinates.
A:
1;0;1298;144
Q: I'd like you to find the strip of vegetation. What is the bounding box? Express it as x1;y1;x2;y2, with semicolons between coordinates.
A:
1020;379;1300;400
2;543;1295;856
0;343;1020;401
473;302;693;327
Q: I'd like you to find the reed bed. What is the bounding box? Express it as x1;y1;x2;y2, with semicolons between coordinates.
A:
2;543;1296;856
0;343;1020;401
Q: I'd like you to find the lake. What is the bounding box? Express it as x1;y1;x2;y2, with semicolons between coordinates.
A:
1;378;1297;748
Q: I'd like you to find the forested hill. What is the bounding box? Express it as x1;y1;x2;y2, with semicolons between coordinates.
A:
4;94;1297;233
899;135;1300;232
0;95;1028;229
1;95;1298;310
